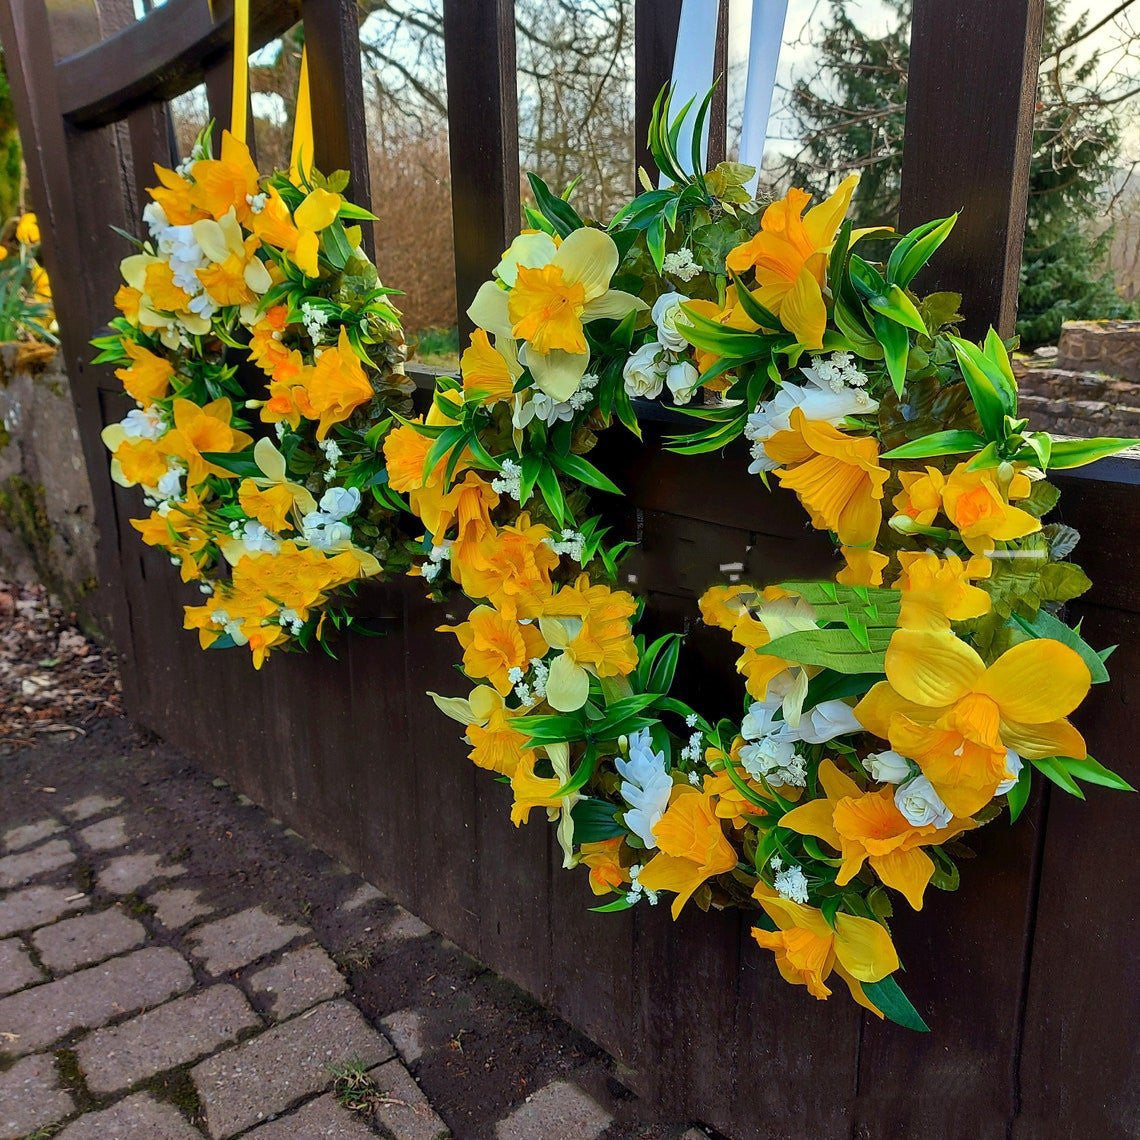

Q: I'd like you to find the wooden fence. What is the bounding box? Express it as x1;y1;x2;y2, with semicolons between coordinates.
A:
1;0;1137;1135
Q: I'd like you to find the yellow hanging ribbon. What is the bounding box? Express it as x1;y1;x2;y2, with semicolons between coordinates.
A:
290;45;314;183
229;0;250;143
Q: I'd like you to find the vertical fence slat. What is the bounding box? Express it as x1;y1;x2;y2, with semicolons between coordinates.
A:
634;0;682;181
442;0;519;340
899;0;1045;337
301;0;372;227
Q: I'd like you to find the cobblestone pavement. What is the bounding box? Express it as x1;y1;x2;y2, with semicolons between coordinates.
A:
0;719;713;1140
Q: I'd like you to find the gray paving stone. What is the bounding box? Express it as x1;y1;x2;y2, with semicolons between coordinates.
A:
77;814;129;851
243;1094;377;1138
0;837;75;889
191;999;394;1138
3;816;62;852
150;886;214;930
0;946;193;1057
0;1053;75;1140
494;1080;613;1140
77;983;261;1095
381;1008;427;1064
382;905;432;944
340;882;384;911
0;883;86;937
367;1059;451;1139
0;937;43;996
98;851;185;895
32;907;146;973
56;1092;203;1139
681;1130;710;1139
62;793;124;822
248;944;347;1020
187;906;306;977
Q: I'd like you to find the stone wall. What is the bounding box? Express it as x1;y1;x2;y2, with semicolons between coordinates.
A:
1015;320;1140;437
0;345;100;625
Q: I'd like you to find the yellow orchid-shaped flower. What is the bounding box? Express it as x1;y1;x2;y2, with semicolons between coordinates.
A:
637;787;739;919
429;685;535;778
148;163;204;226
467;228;646;402
113;340;173;405
725;174;859;349
894;551;991;632
509;742;580;866
855;630;1092;816
305;326;375;440
292;187;342;276
751;881;899;1012
538;575;638;712
190;130;261;223
765;408;889;546
438;604;549;696
781;759;974;910
159;397;253;487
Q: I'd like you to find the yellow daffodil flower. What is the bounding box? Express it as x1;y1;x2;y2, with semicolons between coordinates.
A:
751;881;899;1012
637;787;739;919
460;328;522;405
15;212;39;245
190;130;261;223
580;839;627;895
114;340;173;405
449;514;558;619
192;209;273;308
837;547;890;586
132;493;212;582
103;436;168;489
538;575;638;711
765;408;889;546
250;184;342;277
118;253;209;339
148;164;204;226
429;685;535;778
159;397;253;487
780;759;974;910
306;326;374;439
438;604;548;695
114;284;143;325
892;467;945;527
894;551;991;632
725;174;859;349
855;629;1092;816
509;741;580;865
467;227;645;402
940;462;1040;554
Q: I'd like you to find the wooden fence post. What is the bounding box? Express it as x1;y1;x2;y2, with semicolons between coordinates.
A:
899;0;1045;337
634;0;682;182
442;0;519;340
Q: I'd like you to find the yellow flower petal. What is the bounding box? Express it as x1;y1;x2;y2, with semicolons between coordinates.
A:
294;187;341;232
551;226;619;302
976;639;1091;723
885;630;984;709
545;652;590;712
871;847;934;911
833;910;900;982
779;264;828;349
1000;716;1087;761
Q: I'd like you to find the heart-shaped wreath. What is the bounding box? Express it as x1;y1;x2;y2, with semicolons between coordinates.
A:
102;90;1134;1028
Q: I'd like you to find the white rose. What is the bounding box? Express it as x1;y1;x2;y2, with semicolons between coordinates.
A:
154;467;184;501
665;359;700;405
121;407;165;440
623;341;666;399
865;750;912;784
741;701;782;741
794;700;863;745
319;485;361;521
894;775;953;829
651;291;692;353
996;749;1023;795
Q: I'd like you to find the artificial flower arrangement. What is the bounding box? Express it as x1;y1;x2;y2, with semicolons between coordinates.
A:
389;90;1135;1029
95;126;413;666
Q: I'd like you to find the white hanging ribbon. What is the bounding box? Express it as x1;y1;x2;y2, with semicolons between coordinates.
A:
664;0;788;189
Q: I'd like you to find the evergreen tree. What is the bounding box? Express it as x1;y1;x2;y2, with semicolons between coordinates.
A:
776;0;1135;345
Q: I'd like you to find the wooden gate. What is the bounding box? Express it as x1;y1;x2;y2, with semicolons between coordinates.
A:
1;1;1137;1135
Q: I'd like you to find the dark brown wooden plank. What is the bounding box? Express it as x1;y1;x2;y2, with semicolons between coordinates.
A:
442;0;519;339
898;0;1045;337
634;0;682;181
57;0;301;126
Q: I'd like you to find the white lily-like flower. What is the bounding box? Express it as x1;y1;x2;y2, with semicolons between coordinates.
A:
615;728;673;850
794;699;864;745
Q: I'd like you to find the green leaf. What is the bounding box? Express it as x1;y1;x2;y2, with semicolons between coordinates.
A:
1043;436;1138;470
1059;755;1135;793
729;272;780;330
949;334;1016;440
1031;756;1085;798
880;429;986;461
549;450;623;496
757;628;891;674
570;797;628;842
866;285;928;336
861;975;930;1032
872;311;910;395
888;213;958;289
1011;608;1110;684
1006;762;1032;823
590;895;638;913
199;450;262;478
526;172;583;238
535;463;567;527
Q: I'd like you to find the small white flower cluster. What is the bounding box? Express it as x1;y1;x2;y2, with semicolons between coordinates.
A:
300;301;331;344
679;729;703;764
544;528;586;564
773;861;810;904
318;438;342;480
507;657;549;707
421;542;451;584
513;372;599;429
744;352;879;475
616;728;673;850
661;247;701;282
626;864;660;906
491;458;523;501
622;293;700;405
208;607;245;641
738;701;808;787
277;607;304;635
301;485;361;550
245;192;268;215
